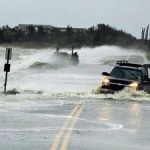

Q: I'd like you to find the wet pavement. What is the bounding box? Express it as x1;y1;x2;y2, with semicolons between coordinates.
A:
0;99;150;150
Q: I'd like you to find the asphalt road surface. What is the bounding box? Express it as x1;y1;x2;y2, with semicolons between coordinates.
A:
0;99;150;150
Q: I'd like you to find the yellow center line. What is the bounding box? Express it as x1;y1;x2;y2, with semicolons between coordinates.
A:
50;105;82;150
60;105;84;150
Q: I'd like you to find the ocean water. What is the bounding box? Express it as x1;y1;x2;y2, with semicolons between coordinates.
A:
0;46;149;102
0;46;150;150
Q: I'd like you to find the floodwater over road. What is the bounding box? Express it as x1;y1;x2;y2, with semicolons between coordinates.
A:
0;46;150;150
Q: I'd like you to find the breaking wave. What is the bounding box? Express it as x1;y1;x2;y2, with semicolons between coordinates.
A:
1;86;150;103
29;62;57;69
0;46;150;104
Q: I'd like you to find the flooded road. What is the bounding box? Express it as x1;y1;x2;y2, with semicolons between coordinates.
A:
0;100;150;150
0;46;150;149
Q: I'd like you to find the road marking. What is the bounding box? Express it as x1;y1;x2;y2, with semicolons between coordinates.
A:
50;105;83;150
60;105;84;150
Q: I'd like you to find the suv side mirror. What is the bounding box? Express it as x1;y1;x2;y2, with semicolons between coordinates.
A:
102;72;110;76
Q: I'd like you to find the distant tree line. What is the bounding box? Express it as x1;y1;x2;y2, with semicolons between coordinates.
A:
0;24;138;48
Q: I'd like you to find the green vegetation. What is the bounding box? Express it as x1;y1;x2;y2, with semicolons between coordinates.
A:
0;24;138;48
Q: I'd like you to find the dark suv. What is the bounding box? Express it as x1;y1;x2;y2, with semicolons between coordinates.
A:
100;61;150;93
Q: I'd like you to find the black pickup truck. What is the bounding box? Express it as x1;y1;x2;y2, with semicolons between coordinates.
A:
100;61;150;94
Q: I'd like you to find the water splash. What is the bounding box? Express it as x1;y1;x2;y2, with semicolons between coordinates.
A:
0;46;150;103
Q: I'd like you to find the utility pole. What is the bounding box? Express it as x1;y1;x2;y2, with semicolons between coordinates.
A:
4;48;12;93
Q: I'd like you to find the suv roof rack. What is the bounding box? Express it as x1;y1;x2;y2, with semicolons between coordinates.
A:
116;60;143;67
116;60;128;64
143;64;150;68
116;61;150;69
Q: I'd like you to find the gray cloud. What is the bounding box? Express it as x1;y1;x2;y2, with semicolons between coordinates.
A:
0;0;150;38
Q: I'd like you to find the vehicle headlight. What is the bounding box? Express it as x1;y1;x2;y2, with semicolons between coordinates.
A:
102;77;110;86
128;82;138;90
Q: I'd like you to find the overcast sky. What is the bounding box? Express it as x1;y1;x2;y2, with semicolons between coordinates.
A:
0;0;150;38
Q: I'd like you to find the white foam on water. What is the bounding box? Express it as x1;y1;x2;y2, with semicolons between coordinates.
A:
0;120;123;132
0;46;150;104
